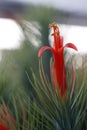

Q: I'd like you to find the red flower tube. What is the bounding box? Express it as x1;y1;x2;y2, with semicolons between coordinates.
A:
38;23;78;96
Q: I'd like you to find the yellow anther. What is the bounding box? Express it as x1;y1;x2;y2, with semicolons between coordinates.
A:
49;22;57;29
49;22;60;36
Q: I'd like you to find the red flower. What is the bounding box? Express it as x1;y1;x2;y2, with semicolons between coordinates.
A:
0;124;8;130
38;23;78;96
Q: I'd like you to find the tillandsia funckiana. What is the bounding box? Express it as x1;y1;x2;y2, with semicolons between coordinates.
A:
32;22;87;130
0;22;87;130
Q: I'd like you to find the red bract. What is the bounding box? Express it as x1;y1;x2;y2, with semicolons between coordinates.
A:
0;124;8;130
38;23;78;96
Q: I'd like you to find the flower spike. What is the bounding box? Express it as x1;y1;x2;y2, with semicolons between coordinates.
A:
38;22;78;96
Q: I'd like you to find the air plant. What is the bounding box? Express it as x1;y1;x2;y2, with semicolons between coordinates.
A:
0;22;87;130
30;22;87;130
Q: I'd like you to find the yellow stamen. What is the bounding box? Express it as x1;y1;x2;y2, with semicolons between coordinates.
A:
49;22;60;36
49;22;60;50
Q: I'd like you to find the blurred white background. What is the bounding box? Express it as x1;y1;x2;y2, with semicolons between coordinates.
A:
0;0;87;53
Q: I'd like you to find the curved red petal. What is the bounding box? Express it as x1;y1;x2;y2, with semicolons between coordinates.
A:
64;43;78;51
38;46;54;57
